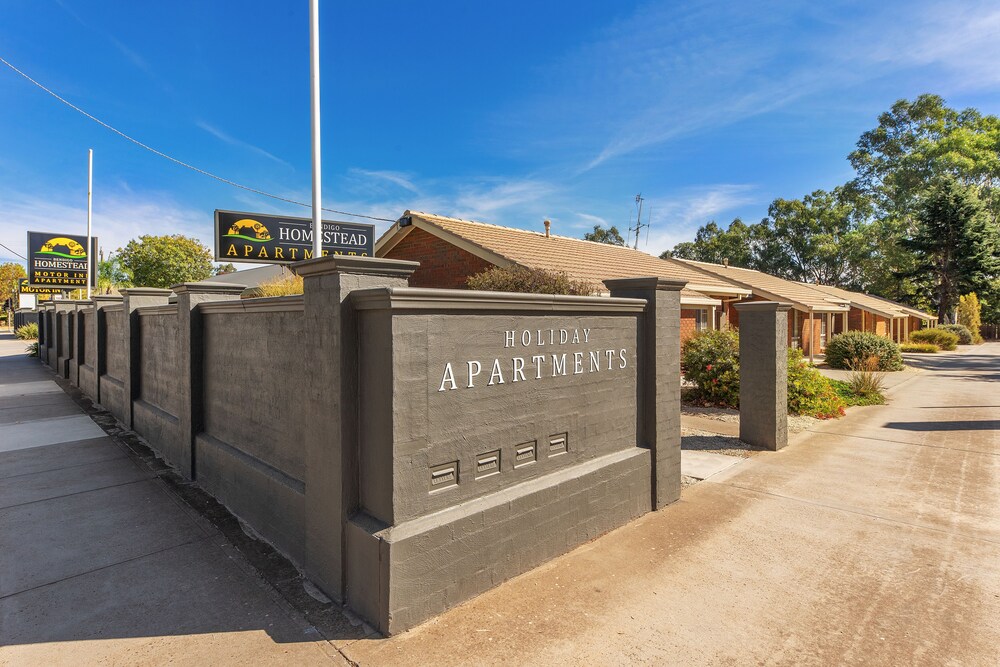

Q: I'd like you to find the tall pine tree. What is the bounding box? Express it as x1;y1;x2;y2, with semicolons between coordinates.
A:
905;178;1000;322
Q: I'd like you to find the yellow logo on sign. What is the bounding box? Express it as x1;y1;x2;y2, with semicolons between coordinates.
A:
224;218;272;242
39;237;87;259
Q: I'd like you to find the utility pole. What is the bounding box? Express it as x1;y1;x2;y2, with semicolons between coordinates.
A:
309;0;323;260
629;193;648;249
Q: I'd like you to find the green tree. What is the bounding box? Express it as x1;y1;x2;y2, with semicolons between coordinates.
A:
117;235;213;288
583;224;626;246
957;293;984;342
904;178;1000;322
0;262;27;309
849;94;1000;219
97;254;133;294
214;262;237;275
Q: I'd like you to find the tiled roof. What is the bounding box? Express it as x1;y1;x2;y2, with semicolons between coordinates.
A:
855;292;938;320
672;259;849;312
384;212;749;302
805;283;907;318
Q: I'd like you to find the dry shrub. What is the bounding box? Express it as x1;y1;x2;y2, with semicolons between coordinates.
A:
846;355;887;399
246;274;304;299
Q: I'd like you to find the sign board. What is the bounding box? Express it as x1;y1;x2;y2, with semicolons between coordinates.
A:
18;294;37;309
26;232;98;288
17;278;61;295
214;210;375;264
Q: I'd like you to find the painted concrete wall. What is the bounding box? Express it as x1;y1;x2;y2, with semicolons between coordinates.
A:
36;257;697;638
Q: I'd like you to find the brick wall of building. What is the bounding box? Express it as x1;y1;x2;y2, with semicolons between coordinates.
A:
680;309;699;344
382;227;495;289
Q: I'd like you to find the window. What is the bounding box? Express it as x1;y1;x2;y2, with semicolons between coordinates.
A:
791;312;800;348
694;308;709;331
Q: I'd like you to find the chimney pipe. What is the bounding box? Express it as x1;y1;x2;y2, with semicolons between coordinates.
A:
543;219;551;238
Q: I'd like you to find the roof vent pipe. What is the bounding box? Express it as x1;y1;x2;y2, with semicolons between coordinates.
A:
723;258;729;267
543;219;551;238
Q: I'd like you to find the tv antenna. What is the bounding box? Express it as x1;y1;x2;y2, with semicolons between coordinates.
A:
628;193;650;249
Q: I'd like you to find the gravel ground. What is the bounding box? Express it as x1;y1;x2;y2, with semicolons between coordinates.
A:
682;405;819;432
681;428;768;459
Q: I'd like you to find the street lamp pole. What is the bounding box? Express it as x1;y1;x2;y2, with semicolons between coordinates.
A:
86;148;93;300
309;0;322;260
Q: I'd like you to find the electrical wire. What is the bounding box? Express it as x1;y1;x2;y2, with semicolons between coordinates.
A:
0;242;27;260
0;55;394;223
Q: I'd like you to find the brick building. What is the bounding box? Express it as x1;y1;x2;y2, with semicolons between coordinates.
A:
376;211;750;343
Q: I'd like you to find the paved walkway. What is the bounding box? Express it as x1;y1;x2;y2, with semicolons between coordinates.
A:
0;334;344;665
344;344;1000;666
3;332;998;665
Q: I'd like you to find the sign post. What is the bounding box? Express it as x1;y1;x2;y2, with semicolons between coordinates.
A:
87;149;93;300
309;0;322;262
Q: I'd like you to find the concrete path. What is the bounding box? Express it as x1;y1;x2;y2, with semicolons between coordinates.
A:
680;450;741;480
0;334;345;665
344;343;1000;666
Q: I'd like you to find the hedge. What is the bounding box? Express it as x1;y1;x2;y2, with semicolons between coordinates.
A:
909;328;959;351
938;324;973;345
900;343;938;353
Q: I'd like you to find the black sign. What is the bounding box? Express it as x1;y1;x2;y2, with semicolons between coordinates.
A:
26;232;98;288
17;278;62;294
214;210;375;264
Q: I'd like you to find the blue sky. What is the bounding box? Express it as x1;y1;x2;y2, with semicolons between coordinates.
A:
2;0;1000;267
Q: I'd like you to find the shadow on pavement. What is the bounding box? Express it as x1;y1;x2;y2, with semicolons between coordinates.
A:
882;420;1000;432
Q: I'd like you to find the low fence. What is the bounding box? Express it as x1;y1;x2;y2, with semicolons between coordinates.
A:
982;323;999;340
36;258;687;635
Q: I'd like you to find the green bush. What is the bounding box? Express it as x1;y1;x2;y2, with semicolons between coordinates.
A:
683;330;846;418
681;329;740;406
824;331;903;371
938;324;973;345
900;342;938;353
25;341;39;357
15;322;39;340
787;349;847;418
910;328;959;351
466;265;596;295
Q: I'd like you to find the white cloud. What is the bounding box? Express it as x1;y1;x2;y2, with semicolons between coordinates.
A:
349;169;420;194
637;184;759;256
196;121;293;169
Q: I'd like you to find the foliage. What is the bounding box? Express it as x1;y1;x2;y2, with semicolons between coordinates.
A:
682;330;846;417
909;328;959;351
900;342;938;353
830;379;886;406
0;262;27;309
97;255;133;294
938;323;973;345
787;349;847;418
957;293;984;343
117;235;214;288
824;331;904;371
246;274;303;299
466;265;597;295
583;225;626;246
903;177;1000;321
681;329;740;406
214;263;237;275
15;322;38;340
25;341;39;357
845;356;887;401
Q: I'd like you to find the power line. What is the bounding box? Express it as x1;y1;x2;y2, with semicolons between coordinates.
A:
0;55;394;223
0;242;27;260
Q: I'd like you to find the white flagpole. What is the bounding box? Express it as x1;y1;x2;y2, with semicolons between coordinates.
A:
309;0;322;260
86;148;93;299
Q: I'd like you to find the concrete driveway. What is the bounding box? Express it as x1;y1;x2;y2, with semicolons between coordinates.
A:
344;344;1000;666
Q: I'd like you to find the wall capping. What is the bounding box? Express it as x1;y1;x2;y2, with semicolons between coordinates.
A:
733;301;793;312
172;282;247;295
602;277;688;292
200;295;305;314
295;255;419;278
351;287;647;313
137;304;179;316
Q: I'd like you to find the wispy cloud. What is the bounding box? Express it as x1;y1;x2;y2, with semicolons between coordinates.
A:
196;121;292;169
452;178;555;221
349;169;420;193
638;183;759;256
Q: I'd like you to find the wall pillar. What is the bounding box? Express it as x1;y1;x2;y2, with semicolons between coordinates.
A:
296;255;418;602
86;296;123;402
171;283;247;480
53;301;79;378
605;277;687;509
72;302;90;387
734;301;791;451
120;288;173;428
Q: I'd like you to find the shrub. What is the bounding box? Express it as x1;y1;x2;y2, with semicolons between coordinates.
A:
681;329;740;406
824;331;903;371
15;322;39;340
910;328;959;351
25;341;38;357
787;349;846;418
467;265;597;296
846;356;886;400
245;274;303;299
957;293;984;343
938;323;973;345
900;343;938;353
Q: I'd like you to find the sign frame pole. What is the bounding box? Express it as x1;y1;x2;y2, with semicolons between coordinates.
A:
309;0;322;260
86;148;93;299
